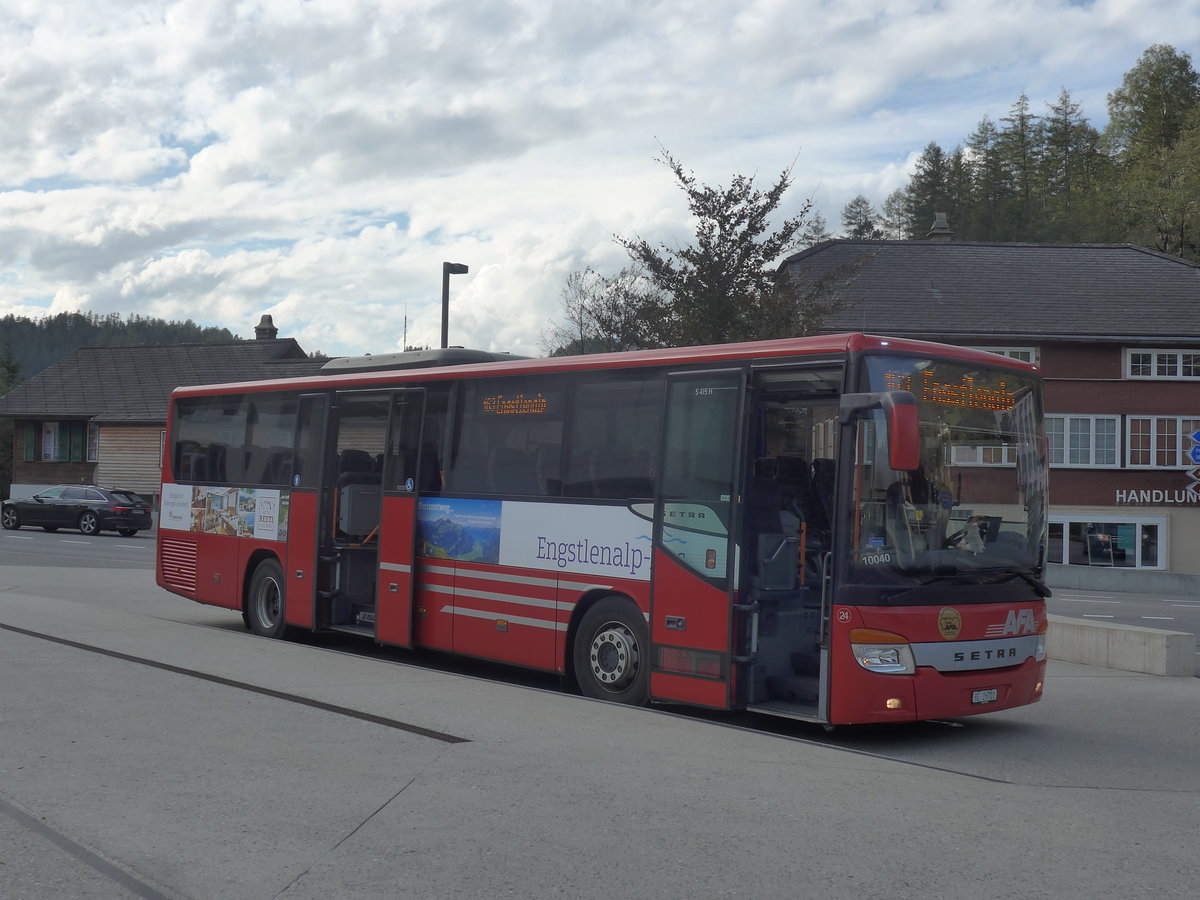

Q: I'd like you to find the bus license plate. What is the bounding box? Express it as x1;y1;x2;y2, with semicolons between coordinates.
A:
972;688;998;705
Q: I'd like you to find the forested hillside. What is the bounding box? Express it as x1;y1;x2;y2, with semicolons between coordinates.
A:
0;311;237;380
845;44;1200;260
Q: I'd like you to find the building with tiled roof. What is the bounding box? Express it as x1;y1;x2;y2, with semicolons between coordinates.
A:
0;316;325;500
781;229;1200;590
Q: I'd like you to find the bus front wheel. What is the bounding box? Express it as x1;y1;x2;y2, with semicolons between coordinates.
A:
247;558;288;638
573;597;649;705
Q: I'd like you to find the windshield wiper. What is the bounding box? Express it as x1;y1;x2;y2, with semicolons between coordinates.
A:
884;572;977;603
884;568;1050;603
996;570;1051;598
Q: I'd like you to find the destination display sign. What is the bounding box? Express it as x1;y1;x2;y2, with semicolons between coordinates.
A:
883;370;1016;411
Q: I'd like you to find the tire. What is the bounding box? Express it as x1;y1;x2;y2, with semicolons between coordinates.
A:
1;507;19;530
118;529;139;537
43;526;59;533
573;596;650;705
78;511;100;536
247;558;288;638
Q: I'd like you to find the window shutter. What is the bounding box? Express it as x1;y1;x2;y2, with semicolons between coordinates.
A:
56;423;69;462
23;423;35;462
69;422;85;462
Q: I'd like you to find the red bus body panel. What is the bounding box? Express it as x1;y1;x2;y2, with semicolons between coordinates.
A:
828;604;1046;725
375;495;418;647
285;491;319;629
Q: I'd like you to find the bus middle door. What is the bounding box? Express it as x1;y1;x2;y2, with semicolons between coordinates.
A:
374;388;426;647
649;370;746;709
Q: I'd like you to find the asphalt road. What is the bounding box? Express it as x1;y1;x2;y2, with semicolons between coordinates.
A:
0;523;156;570
1;536;1199;898
1050;586;1200;634
3;562;1199;898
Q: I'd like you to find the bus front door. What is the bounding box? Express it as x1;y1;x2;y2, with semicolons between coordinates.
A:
741;368;843;722
373;389;426;647
649;370;745;709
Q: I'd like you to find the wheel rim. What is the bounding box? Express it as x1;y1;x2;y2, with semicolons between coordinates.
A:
254;576;282;630
587;621;641;692
2;509;15;528
80;514;97;534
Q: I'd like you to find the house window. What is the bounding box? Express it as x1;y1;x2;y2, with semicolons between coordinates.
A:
1127;416;1200;468
951;444;1017;466
1044;415;1118;467
41;422;59;461
25;421;87;463
87;423;99;462
1127;349;1200;379
967;346;1037;364
1047;517;1165;569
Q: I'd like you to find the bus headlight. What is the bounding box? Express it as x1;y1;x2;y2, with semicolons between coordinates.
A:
850;628;915;675
1035;622;1048;662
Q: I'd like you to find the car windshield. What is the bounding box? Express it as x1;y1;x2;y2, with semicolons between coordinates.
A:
850;354;1048;587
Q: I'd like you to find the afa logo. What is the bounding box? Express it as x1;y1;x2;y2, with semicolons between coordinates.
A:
986;608;1039;637
937;607;962;640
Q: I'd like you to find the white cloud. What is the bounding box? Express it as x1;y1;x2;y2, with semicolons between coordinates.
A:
2;0;1199;355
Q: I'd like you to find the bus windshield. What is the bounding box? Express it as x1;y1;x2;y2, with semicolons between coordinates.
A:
851;354;1047;587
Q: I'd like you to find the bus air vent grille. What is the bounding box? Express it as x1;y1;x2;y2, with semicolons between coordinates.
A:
160;538;199;593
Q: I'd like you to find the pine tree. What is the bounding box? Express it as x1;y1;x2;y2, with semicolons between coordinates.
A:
903;142;951;237
841;195;881;239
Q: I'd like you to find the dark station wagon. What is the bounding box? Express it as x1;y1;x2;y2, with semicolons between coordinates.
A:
1;485;152;537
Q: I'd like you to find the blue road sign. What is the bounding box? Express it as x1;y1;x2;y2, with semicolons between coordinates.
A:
1189;445;1200;464
1191;430;1200;444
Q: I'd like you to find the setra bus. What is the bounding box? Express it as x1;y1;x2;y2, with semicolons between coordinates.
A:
156;333;1049;725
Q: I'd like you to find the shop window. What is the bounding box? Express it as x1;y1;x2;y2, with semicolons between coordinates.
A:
1047;518;1165;569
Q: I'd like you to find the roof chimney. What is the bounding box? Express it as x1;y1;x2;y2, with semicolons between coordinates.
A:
254;314;279;340
927;212;955;242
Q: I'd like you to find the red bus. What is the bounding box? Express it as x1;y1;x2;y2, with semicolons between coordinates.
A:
156;333;1049;725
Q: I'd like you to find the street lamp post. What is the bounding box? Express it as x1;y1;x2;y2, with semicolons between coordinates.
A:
440;262;469;349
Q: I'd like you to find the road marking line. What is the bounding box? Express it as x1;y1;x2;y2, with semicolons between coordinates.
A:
1140;616;1175;620
60;540;91;545
1082;614;1114;618
1060;593;1116;599
1058;598;1120;604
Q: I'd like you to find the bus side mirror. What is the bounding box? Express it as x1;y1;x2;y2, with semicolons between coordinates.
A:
887;398;920;472
839;390;921;472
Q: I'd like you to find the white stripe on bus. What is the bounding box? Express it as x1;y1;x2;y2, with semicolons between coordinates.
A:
440;605;568;631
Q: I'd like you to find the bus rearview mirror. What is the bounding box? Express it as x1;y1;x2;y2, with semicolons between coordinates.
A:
839;390;921;471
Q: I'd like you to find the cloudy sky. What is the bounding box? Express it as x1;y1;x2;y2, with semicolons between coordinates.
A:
1;0;1197;358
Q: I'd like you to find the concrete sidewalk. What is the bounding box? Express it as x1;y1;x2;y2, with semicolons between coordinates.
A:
2;585;1199;899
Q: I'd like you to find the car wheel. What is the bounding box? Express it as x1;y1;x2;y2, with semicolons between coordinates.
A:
78;511;100;536
572;596;650;705
118;529;139;537
247;558;288;638
43;526;59;532
1;507;19;530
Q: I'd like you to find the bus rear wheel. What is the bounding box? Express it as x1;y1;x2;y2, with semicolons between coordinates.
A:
573;597;649;705
247;558;288;638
